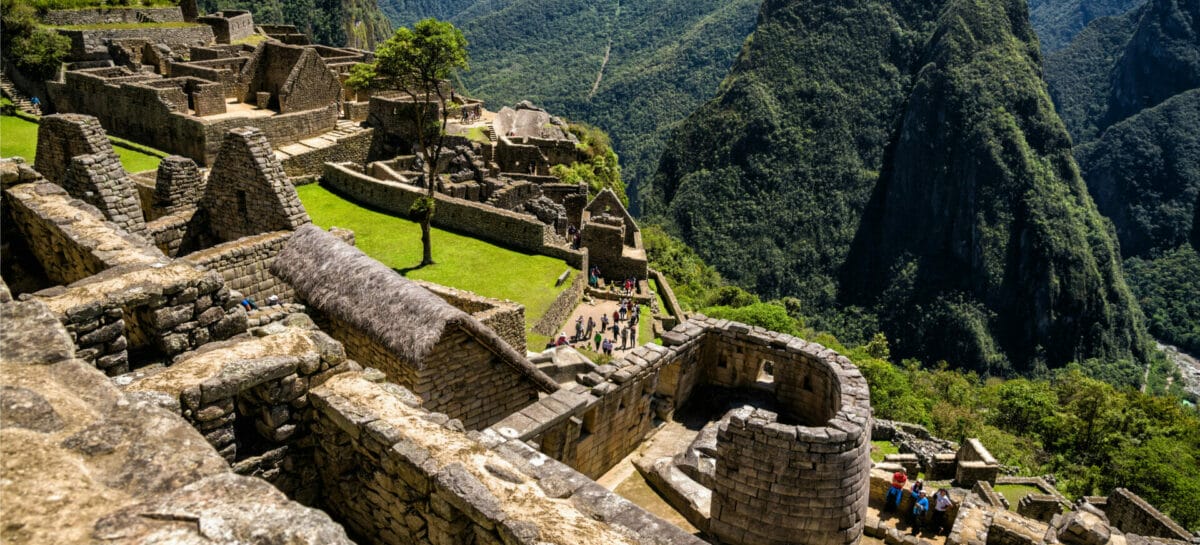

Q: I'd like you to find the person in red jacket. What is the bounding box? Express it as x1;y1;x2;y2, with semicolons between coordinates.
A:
884;470;908;512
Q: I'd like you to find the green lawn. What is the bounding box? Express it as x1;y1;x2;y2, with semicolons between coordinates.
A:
871;440;901;463
1;115;164;173
993;483;1042;511
297;184;573;347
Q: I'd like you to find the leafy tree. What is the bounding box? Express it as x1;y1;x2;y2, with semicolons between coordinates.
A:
347;18;469;266
1;0;69;80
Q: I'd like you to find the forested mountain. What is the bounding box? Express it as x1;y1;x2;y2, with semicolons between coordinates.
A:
644;0;1151;374
1045;0;1200;354
374;0;761;210
198;0;391;48
1028;0;1145;52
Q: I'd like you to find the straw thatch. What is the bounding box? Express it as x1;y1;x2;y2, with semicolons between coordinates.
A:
272;225;558;393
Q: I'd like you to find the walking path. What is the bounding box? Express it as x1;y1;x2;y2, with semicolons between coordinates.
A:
557;297;648;359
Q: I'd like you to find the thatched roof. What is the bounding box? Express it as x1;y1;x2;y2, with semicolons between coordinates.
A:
272;225;558;393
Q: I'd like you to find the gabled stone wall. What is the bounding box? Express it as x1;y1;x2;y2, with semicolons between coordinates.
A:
183;231;297;304
199;127;310;242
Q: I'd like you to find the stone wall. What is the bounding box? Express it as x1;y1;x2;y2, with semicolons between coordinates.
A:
145;211;195;256
279;126;374;178
309;371;706;545
197;11;254;44
47;69;340;165
153;155;204;216
3;181;164;285
414;279;527;354
531;252;586;337
198;127;310;242
0;295;353;544
317;313;538;431
1106;488;1194;541
34;114;148;234
124;323;354;503
32;261;246;374
42;7;184;25
182;231;296;304
323;162;584;266
56;26;215;61
956;438;1000;486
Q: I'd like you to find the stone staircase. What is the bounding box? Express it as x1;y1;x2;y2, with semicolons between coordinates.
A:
0;72;42;116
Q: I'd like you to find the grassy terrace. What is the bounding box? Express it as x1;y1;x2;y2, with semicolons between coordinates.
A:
297;184;573;348
1;115;166;173
993;483;1043;511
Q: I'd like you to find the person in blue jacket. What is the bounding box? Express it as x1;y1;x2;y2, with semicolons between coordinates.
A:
911;490;930;535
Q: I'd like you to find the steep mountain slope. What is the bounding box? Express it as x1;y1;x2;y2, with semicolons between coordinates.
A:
198;0;392;48
376;0;761;210
1045;0;1200;356
646;0;1150;373
1075;89;1200;257
1046;0;1200;143
1028;0;1145;52
845;0;1149;373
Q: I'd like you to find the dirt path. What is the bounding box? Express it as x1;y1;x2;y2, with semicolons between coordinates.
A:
588;0;621;99
557;298;646;358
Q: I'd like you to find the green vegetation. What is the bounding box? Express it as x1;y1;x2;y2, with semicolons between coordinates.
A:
1;115;165;172
551;122;627;205
296;184;571;346
198;0;392;47
377;0;761;211
645;0;1150;374
347;18;469;268
2;0;70;81
1046;0;1199;355
994;484;1044;511
645;218;1197;529
1028;0;1144;52
1126;246;1200;354
870;440;900;463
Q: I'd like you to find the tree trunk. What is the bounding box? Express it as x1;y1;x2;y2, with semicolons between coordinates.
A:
420;212;433;266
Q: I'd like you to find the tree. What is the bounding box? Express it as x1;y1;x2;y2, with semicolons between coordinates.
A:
347;18;468;266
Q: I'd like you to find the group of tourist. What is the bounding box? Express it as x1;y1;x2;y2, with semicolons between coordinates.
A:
458;107;480;123
568;225;582;250
884;470;955;535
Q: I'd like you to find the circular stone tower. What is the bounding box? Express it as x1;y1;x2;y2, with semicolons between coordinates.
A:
708;342;872;545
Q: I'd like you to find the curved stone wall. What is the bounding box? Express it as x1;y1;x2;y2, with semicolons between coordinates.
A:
708;337;872;545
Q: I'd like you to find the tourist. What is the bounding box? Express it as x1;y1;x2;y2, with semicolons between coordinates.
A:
240;297;258;311
30;96;40;109
601;338;612;356
601;313;610;331
884;470;907;512
932;489;954;534
266;294;280;306
593;330;603;351
612;322;620;341
586;316;596;337
556;332;568;346
613;310;620;324
619;305;627;322
910;480;924;502
911;491;929;535
630;322;638;345
620;326;629;349
575;316;584;341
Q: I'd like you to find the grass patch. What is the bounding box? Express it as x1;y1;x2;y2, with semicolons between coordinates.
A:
1;115;165;172
296;184;573;348
465;126;491;144
871;440;900;463
46;22;201;30
993;484;1042;511
234;33;269;46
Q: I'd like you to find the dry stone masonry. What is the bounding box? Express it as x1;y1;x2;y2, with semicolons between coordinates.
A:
200;127;311;242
